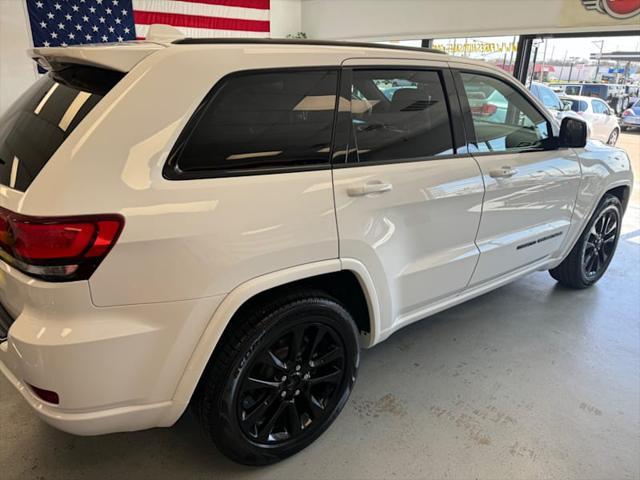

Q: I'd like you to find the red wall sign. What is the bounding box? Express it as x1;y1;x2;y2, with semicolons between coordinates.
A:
582;0;640;18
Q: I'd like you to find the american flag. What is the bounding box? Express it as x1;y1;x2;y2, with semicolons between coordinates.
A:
26;0;270;49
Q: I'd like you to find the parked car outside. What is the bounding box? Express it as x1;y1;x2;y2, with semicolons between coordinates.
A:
561;95;621;144
529;82;581;122
554;83;628;114
0;33;633;466
621;99;640;131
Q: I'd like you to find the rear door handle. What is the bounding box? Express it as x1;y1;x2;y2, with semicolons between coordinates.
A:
489;166;518;178
347;181;393;197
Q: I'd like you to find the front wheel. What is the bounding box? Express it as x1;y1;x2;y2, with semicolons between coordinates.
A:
607;128;620;145
195;291;360;465
549;194;622;289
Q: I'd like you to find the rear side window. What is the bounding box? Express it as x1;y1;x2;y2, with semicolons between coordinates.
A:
565;85;581;96
569;100;587;112
347;70;454;163
0;66;120;192
581;85;607;98
168;70;338;177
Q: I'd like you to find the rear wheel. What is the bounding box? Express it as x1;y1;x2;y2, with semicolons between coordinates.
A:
607;128;620;145
549;194;622;289
195;291;359;465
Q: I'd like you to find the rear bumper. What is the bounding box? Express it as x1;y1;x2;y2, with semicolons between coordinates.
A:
0;261;224;435
620;117;640;128
0;355;172;435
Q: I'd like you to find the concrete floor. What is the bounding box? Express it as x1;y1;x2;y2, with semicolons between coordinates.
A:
1;133;639;480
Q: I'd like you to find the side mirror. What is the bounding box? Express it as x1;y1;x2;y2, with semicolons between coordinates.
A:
558;117;587;148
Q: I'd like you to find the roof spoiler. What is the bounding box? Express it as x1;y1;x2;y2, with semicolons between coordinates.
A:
27;24;183;73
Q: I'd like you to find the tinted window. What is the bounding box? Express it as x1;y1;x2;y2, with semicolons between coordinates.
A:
461;72;550;152
347;70;454;163
582;85;607;98
172;70;338;175
565;85;581;95
0;69;115;192
569;99;588;112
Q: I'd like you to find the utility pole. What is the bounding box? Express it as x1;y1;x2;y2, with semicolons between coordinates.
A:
559;50;568;80
568;58;576;82
530;42;540;86
592;40;604;82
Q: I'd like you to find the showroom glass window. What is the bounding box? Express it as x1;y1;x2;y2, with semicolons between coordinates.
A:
460;72;550;152
173;70;338;175
347;70;454;163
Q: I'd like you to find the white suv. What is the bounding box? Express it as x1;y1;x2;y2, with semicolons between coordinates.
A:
0;34;633;465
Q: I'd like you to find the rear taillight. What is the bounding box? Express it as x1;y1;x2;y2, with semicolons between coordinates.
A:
471;103;498;116
622;109;633;117
0;207;124;282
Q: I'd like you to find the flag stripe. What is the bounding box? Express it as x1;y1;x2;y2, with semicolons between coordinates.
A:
174;0;270;10
135;24;269;39
133;10;270;32
132;0;269;21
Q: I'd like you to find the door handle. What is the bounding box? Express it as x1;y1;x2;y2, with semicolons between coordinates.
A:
489;166;518;178
347;181;393;197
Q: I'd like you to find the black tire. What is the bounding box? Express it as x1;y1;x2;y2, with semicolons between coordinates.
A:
194;290;360;465
607;128;620;145
549;194;622;289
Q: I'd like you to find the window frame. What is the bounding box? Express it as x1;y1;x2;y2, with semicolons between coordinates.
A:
163;66;341;180
452;68;558;156
332;66;469;169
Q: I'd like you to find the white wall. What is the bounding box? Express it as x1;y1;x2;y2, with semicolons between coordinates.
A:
301;0;640;40
0;0;38;114
271;0;303;38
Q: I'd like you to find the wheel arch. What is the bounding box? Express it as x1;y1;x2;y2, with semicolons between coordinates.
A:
162;259;380;426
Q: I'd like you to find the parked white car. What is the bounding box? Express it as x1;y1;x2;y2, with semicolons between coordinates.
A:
562;94;622;145
0;33;633;466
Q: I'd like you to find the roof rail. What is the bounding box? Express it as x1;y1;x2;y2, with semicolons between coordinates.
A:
172;38;446;55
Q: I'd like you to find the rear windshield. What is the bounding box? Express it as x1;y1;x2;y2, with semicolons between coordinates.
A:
0;66;122;192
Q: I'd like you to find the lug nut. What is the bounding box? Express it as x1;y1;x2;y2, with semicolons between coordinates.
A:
281;391;287;398
303;373;310;380
295;365;301;371
294;389;300;396
281;375;287;381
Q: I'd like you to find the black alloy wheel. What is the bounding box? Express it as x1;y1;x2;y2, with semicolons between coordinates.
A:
237;322;347;444
549;194;623;288
195;292;359;465
582;205;619;280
